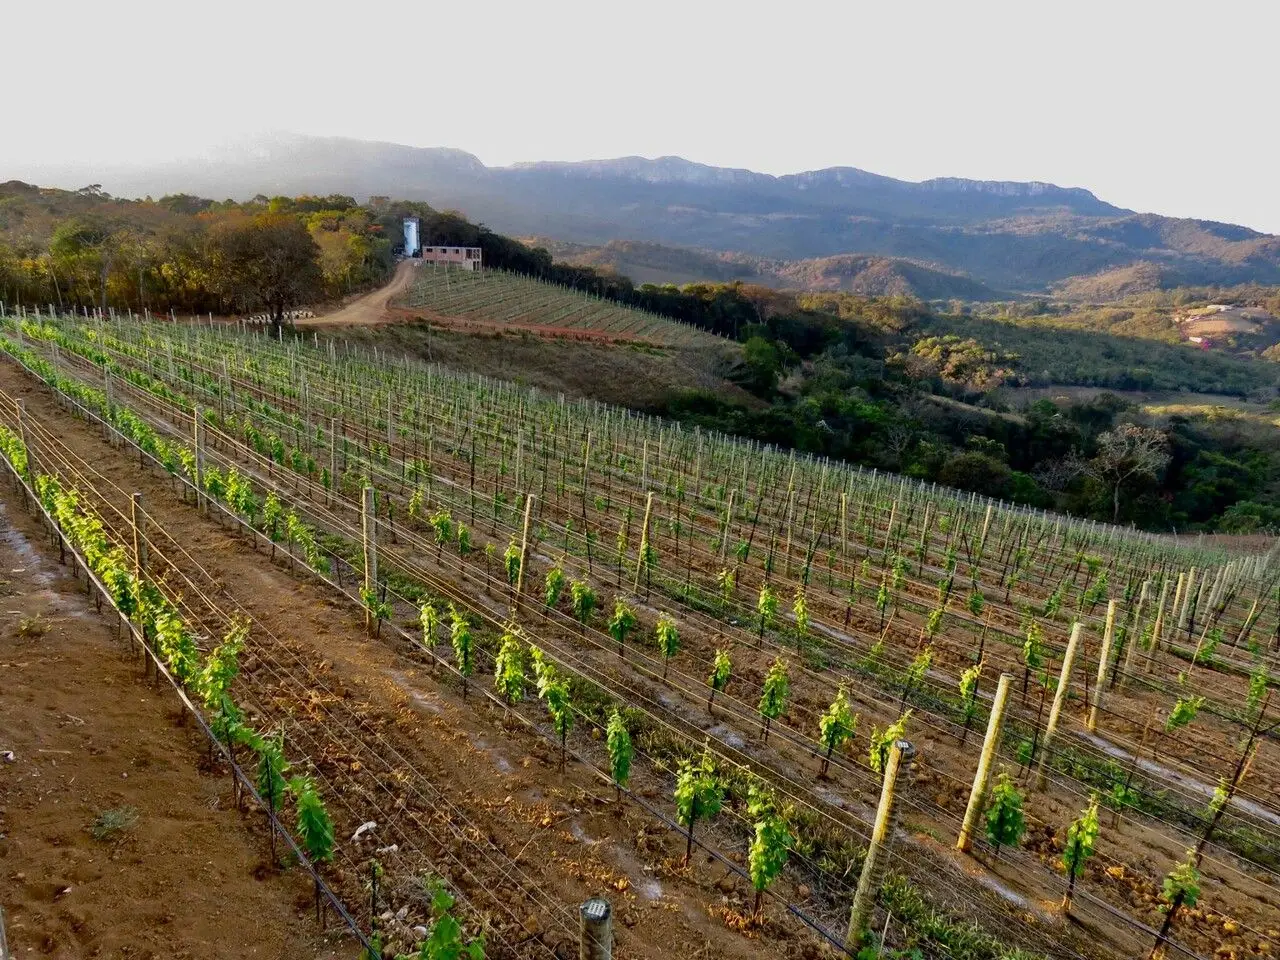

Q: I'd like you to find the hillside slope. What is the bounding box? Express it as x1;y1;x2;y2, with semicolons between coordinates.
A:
536;239;1004;300
25;134;1280;293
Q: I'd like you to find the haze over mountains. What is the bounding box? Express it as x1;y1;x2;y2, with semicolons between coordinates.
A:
22;133;1280;296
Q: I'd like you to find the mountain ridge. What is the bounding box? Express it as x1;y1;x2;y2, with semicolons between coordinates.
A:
11;133;1278;293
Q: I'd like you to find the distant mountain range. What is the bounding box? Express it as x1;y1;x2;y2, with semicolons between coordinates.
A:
534;239;1004;301
18;133;1280;295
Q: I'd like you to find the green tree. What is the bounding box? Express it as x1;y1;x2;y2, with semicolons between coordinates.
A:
449;604;474;699
1165;695;1204;732
757;584;779;639
707;648;731;713
674;747;723;865
817;686;857;777
792;587;809;651
758;657;790;742
654;613;680;679
868;710;911;776
289;774;335;864
747;785;792;916
985;772;1026;858
1061;795;1100;914
539;673;573;771
608;597;638;656
420;601;440;654
570;579;597;629
208;212;324;335
606;709;633;801
503;537;521;587
740;336;783;395
544;562;566;607
493;629;525;705
958;661;983;743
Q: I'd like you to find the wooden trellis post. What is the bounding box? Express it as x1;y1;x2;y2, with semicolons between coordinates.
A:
957;672;1012;853
1036;622;1083;790
846;740;914;952
1088;600;1117;732
514;493;535;607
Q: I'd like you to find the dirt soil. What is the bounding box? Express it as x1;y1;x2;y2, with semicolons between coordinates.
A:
301;261;417;327
0;490;355;959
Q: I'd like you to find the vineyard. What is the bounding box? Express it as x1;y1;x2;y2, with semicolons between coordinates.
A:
396;265;726;348
0;305;1278;960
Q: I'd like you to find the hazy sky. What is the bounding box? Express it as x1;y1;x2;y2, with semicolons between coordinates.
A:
7;0;1278;232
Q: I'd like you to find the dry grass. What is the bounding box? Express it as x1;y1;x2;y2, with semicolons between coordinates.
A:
320;323;756;412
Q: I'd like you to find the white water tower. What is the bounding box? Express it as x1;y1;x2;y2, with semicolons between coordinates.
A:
403;217;420;257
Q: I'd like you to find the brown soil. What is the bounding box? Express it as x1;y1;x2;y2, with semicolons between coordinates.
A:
0;364;818;958
0;490;355;959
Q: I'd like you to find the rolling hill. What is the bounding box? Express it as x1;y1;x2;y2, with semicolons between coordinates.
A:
14;133;1280;294
535;239;1004;300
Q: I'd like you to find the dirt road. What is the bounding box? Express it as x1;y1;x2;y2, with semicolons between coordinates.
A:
300;260;415;326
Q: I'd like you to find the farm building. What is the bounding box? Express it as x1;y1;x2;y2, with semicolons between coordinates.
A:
419;246;483;270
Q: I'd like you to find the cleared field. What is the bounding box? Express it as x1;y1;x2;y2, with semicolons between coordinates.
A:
2;309;1278;960
397;265;727;348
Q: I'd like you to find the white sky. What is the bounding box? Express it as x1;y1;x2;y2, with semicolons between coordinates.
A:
5;0;1278;232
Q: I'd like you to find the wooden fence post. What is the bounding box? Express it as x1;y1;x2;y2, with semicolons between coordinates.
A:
1036;622;1083;790
957;673;1012;853
846;740;914;952
578;897;612;960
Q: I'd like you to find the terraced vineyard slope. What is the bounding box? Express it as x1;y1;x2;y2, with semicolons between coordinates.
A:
397;265;728;348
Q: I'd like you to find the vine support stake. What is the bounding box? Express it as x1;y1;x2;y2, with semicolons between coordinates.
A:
193;406;206;515
1036;622;1083;790
513;493;535;608
1088;600;1117;732
329;417;338;506
578;896;613;960
632;491;654;594
957;672;1012;853
362;486;378;633
846;739;914;953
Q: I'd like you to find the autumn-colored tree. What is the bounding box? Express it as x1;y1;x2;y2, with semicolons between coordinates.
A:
208;212;323;334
